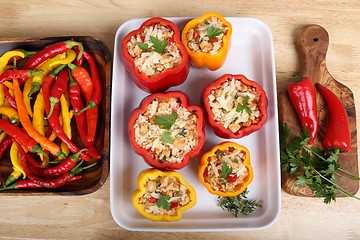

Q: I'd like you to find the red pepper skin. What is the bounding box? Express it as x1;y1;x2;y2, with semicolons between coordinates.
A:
0;69;42;85
128;91;205;170
288;77;318;144
42;71;92;161
121;17;190;93
16;141;82;189
82;50;102;106
68;74;101;159
47;68;70;118
3;85;17;109
0;136;12;159
316;83;351;152
23;40;83;70
201;74;268;139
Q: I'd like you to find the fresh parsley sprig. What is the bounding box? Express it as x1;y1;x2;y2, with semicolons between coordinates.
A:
207;25;223;40
150;36;168;54
280;123;360;203
236;95;252;116
154;112;178;130
217;188;263;217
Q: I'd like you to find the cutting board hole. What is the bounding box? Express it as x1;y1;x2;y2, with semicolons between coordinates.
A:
313;37;319;42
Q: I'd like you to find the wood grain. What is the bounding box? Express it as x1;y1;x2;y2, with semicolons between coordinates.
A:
279;24;359;197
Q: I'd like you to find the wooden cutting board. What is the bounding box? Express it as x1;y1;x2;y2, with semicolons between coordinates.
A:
278;24;359;197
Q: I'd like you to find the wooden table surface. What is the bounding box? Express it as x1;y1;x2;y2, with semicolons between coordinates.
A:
0;0;360;239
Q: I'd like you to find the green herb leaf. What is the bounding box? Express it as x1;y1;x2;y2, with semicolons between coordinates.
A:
154;112;178;130
205;20;210;25
156;194;171;210
179;129;187;137
150;36;168;54
236;95;252;116
161;131;173;144
138;43;148;51
220;163;232;179
217;188;263;217
207;25;223;40
215;150;225;156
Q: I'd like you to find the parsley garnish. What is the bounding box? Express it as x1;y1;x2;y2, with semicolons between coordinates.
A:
156;194;171;211
207;25;223;40
280;123;360;203
217;188;263;217
179;129;187;137
215;150;225;156
161;131;173;144
150;36;168;54
236;95;252;116
138;43;148;51
154;112;178;130
220;162;232;179
205;20;210;25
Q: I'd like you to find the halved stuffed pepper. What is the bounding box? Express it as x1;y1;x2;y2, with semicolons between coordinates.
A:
181;12;232;71
198;142;253;197
128;91;205;170
201;74;268;139
132;168;196;222
122;17;190;93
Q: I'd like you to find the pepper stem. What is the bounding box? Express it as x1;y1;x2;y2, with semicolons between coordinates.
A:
28;70;44;77
46;96;60;119
67;63;77;71
56;149;67;160
32;144;49;166
74;100;96;115
70;149;87;162
21;49;37;57
28;82;41;98
49;64;67;78
65;40;84;61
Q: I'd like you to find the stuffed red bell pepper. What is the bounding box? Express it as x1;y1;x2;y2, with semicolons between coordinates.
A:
128;91;205;170
201;74;268;139
122;17;190;93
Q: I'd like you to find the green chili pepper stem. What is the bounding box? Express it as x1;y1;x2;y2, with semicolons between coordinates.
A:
70;160;84;177
68;72;77;86
65;40;84;61
32;144;49;166
56;150;67;160
0;183;17;191
28;82;41;98
70;149;87;162
49;64;67;78
74;100;96;115
10;117;18;125
13;57;17;70
5;175;16;187
67;63;77;71
28;70;44;77
21;49;37;57
46;96;60;119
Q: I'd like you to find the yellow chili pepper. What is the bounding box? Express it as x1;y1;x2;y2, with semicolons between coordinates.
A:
198;142;254;197
0;106;19;124
0;84;5;106
132;168;196;222
28;50;76;97
5;169;22;186
0;131;7;142
9;142;26;178
0;50;25;74
59;94;72;157
23;77;34;117
32;91;45;135
181;12;232;71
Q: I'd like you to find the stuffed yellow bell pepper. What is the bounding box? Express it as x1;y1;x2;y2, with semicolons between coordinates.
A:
132;168;196;222
181;12;232;71
198;142;254;197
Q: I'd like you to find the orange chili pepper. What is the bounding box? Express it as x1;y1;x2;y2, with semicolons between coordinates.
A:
12;79;66;162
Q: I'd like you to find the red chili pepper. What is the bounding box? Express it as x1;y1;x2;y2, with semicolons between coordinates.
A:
23;40;84;70
0;69;43;85
316;83;351;152
0;135;12;159
128;91;205;170
121;17;190;93
25;153;44;169
16;141;82;189
0;119;49;161
28;149;86;178
2;85;17;109
288;76;318;144
47;65;69;118
73;45;84;66
201;74;268;139
42;69;92;161
68;63;93;102
68;74;101;159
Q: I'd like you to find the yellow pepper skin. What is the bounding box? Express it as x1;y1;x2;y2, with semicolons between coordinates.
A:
0;50;25;74
9;142;26;179
181;12;232;71
0;106;19;124
32;91;46;135
0;84;4;106
198;142;254;197
23;77;34;117
132;168;196;222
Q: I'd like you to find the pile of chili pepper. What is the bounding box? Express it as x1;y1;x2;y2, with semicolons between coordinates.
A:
0;40;103;191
